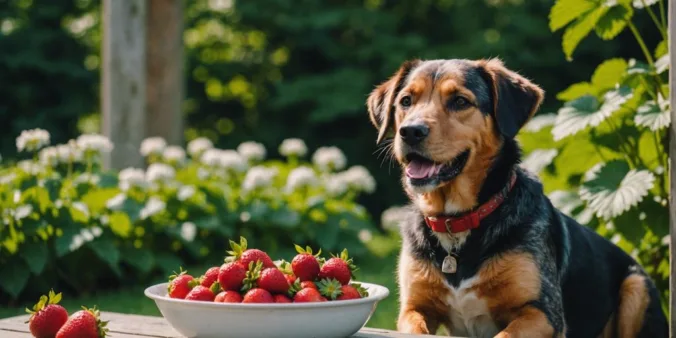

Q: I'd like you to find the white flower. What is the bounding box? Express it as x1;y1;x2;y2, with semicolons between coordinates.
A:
74;173;100;185
312;146;347;172
323;174;348;196
13;190;20;203
118;168;147;191
342;166;376;193
187;137;213;158
106;193;127;210
39;147;60;166
611;234;622;244
381;206;408;231
140;136;167;156
76;134;113;154
242;166;278;192
237;141;267;162
91;226;103;237
69;234;85;252
0;173;17;185
17;160;43;175
177;185;196;201
163;145;186;164
285;166;319;192
662;235;670;246
201;149;248;172
55;142;83;163
358;229;373;243
16;128;50;152
14;205;33;220
140;197;166;219
72;202;90;219
180;222;197;242
100;215;110;225
632;0;658;8
81;228;94;242
655;166;664;175
279;138;307;157
240;211;251;222
200;148;222;167
146;163;176;182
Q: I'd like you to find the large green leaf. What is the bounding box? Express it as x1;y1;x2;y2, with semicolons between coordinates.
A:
594;4;632;40
549;0;597;31
155;253;183;275
521;149;558;174
21;240;49;275
121;247;155;274
655;54;669;74
590;58;628;91
634;95;670;131
654;40;667;58
552;88;632;140
55;212;79;257
547;190;594;224
579;160;655;220
0;259;30;298
317;218;341;251
612;207;646;246
562;6;608;60
269;207;300;228
556;82;594;101
523;113;557;133
88;238;120;269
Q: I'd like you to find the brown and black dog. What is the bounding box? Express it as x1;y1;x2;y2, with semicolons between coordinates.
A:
366;59;667;337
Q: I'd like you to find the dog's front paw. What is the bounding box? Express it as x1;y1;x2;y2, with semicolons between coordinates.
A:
397;311;431;335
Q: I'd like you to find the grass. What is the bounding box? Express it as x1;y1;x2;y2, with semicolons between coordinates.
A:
0;232;402;331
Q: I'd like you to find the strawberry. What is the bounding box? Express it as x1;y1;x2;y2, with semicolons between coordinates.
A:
258;268;289;294
199;266;220;288
293;288;324;303
26;290;69;338
56;306;108;338
225;237;275;268
167;268;195;299
185;283;220;302
218;262;246;291
214;291;243;303
273;294;292;303
291;245;321;282
285;274;297;286
318;249;356;285
277;260;298;285
337;285;361;300
317;279;343;300
242;288;274;303
300;281;317;290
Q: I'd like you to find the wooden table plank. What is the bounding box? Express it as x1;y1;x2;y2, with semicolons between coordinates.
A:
0;312;438;338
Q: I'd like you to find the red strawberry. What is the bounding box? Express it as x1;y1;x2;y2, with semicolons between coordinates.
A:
56;306;108;338
300;281;317;290
318;250;356;285
277;260;298;286
225;237;275;268
242;288;274;303
185;284;218;302
218;262;246;291
285;274;297;285
317;279;343;300
26;290;69;338
199;267;220;288
291;245;321;281
273;294;292;303
167;268;195;299
258;268;289;294
337;285;361;300
320;297;328;302
214;291;243;303
293;288;324;303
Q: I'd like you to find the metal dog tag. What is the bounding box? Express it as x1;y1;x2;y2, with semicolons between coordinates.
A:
442;255;457;274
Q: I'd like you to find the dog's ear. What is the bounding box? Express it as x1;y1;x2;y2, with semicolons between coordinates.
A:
477;59;544;139
367;60;420;144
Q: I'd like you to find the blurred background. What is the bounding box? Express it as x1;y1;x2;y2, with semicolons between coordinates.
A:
0;0;670;332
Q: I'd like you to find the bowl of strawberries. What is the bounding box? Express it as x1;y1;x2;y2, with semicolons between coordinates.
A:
145;237;390;338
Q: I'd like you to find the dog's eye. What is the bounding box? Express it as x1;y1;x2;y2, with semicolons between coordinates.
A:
400;96;412;108
449;96;470;110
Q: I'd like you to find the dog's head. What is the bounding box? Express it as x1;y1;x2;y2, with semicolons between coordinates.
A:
367;59;543;199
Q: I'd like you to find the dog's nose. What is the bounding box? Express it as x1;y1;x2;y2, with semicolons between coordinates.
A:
399;124;429;146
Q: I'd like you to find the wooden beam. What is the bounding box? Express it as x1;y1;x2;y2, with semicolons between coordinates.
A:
101;0;147;169
146;0;184;146
669;0;675;334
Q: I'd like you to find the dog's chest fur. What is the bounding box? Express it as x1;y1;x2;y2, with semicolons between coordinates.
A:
444;276;499;337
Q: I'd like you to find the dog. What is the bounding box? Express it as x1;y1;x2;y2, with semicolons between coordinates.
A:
366;59;668;338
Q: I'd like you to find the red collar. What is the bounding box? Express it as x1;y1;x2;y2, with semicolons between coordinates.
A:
424;172;517;233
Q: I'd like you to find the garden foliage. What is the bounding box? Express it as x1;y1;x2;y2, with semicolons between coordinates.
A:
0;132;377;301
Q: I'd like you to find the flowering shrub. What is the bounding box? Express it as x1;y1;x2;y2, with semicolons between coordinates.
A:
0;130;377;300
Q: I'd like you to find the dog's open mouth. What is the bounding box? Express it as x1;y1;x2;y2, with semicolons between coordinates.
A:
404;150;470;185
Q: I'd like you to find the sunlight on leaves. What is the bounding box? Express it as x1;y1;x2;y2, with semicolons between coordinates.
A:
634;94;670;131
521;149;559;174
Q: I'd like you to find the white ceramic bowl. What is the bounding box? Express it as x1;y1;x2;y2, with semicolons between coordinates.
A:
145;282;390;338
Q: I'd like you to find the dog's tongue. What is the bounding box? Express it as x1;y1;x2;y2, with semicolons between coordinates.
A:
406;161;441;179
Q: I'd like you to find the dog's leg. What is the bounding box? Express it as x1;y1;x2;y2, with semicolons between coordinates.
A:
493;305;558;338
397;308;438;334
616;269;668;338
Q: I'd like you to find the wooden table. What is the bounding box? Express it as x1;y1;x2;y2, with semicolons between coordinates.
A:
0;312;426;338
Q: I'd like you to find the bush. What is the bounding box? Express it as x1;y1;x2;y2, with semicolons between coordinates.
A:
0;131;377;301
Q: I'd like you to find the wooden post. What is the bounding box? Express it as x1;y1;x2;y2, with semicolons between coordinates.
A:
146;0;184;146
669;0;675;334
102;0;147;169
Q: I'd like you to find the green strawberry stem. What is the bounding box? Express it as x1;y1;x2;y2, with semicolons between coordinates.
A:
225;236;248;262
83;306;109;338
317;279;343;300
294;244;322;257
241;261;263;292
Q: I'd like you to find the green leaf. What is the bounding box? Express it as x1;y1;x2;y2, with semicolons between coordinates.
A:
270;207;300;228
55;213;78;257
552;88;632;141
98;172;119;189
557;82;594;101
654;54;669;74
0;259;30;298
635;95;670;131
655;40;667;58
81;188;119;215
242;201;269;223
88;238;120;269
547;190;594;224
155;253;183;275
579;160;655;220
317;217;341;251
591;58;628;91
562;6;608;60
549;0;597;31
21;240;49;275
108;212;132;237
44;179;62;202
613;208;647;246
523;113;557;133
521;149;559;174
121;247;155;274
121;198;144;223
594;4;633;40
